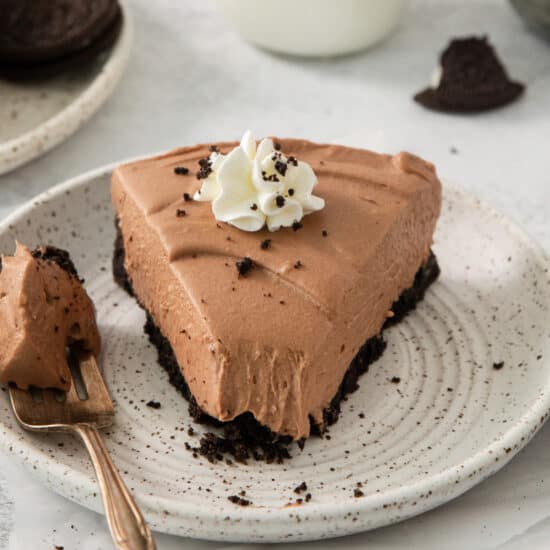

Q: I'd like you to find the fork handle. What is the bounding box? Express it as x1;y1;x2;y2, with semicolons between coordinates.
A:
73;423;156;550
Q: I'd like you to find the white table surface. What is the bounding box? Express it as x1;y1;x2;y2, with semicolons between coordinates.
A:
1;0;549;548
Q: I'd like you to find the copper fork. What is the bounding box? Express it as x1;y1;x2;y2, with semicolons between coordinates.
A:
8;350;156;550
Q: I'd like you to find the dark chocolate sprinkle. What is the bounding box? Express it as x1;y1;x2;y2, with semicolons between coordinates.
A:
391;376;401;384
176;209;186;217
354;488;365;498
322;229;328;237
183;192;192;201
294;260;302;269
274;142;282;151
174;166;189;175
493;361;504;370
260;239;271;250
294;481;308;494
292;221;303;231
288;188;295;196
275;195;285;208
146;400;161;409
250;203;258;211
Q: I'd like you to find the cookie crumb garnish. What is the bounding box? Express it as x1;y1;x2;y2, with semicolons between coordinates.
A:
322;229;328;237
275;195;285;208
294;260;302;269
146;400;161;409
250;203;258;211
292;221;303;231
274;160;288;176
209;145;219;153
390;376;401;384
176;209;186;217
183;192;192;201
260;239;271;250
174;166;189;175
236;257;254;277
294;481;308;494
274;142;282;151
228;495;251;506
288;188;295;196
493;361;504;370
354;488;365;498
196;157;213;180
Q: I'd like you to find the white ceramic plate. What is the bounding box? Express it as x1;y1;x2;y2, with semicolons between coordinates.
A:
0;2;132;176
0;164;549;543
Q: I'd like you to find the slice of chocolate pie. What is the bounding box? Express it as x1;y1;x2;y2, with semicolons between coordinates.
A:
111;133;441;442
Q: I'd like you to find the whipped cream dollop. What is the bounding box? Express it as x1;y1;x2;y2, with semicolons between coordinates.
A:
194;131;325;232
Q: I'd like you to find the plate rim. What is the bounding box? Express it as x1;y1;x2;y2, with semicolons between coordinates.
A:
0;0;133;176
1;161;550;542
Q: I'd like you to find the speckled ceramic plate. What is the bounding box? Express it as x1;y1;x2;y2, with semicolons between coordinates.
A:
0;163;549;543
0;2;132;176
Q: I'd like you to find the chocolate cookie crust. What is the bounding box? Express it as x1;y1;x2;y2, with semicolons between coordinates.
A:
113;223;440;459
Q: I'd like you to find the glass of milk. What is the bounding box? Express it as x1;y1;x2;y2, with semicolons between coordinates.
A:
216;0;406;57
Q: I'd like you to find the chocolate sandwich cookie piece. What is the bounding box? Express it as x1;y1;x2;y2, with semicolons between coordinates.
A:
0;5;123;81
414;36;525;113
0;0;119;64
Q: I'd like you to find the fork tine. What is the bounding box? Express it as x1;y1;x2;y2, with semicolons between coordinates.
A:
77;352;114;410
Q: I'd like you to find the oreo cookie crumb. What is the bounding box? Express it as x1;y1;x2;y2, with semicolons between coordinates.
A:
236;257;254;276
228;495;251;506
209;145;219;153
414;36;525;113
197;157;213;180
183;192;192;201
146;400;161;409
174;166;189;175
250;203;258;211
187;430;292;465
176;209;186;217
391;376;401;383
294;260;302;269
322;230;328;237
260;239;271;250
294;481;307;494
274;142;282;151
305;493;312;502
354;488;365;498
274;160;288;176
288;188;295;196
292;221;303;231
275;195;285;208
493;361;504;370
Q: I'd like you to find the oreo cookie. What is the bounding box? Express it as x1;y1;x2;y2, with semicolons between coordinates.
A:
0;0;122;80
414;36;525;113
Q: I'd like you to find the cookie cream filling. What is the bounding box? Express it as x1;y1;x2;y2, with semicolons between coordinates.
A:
194;131;325;231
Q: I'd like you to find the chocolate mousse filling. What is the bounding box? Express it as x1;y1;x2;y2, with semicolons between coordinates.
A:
113;224;440;461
